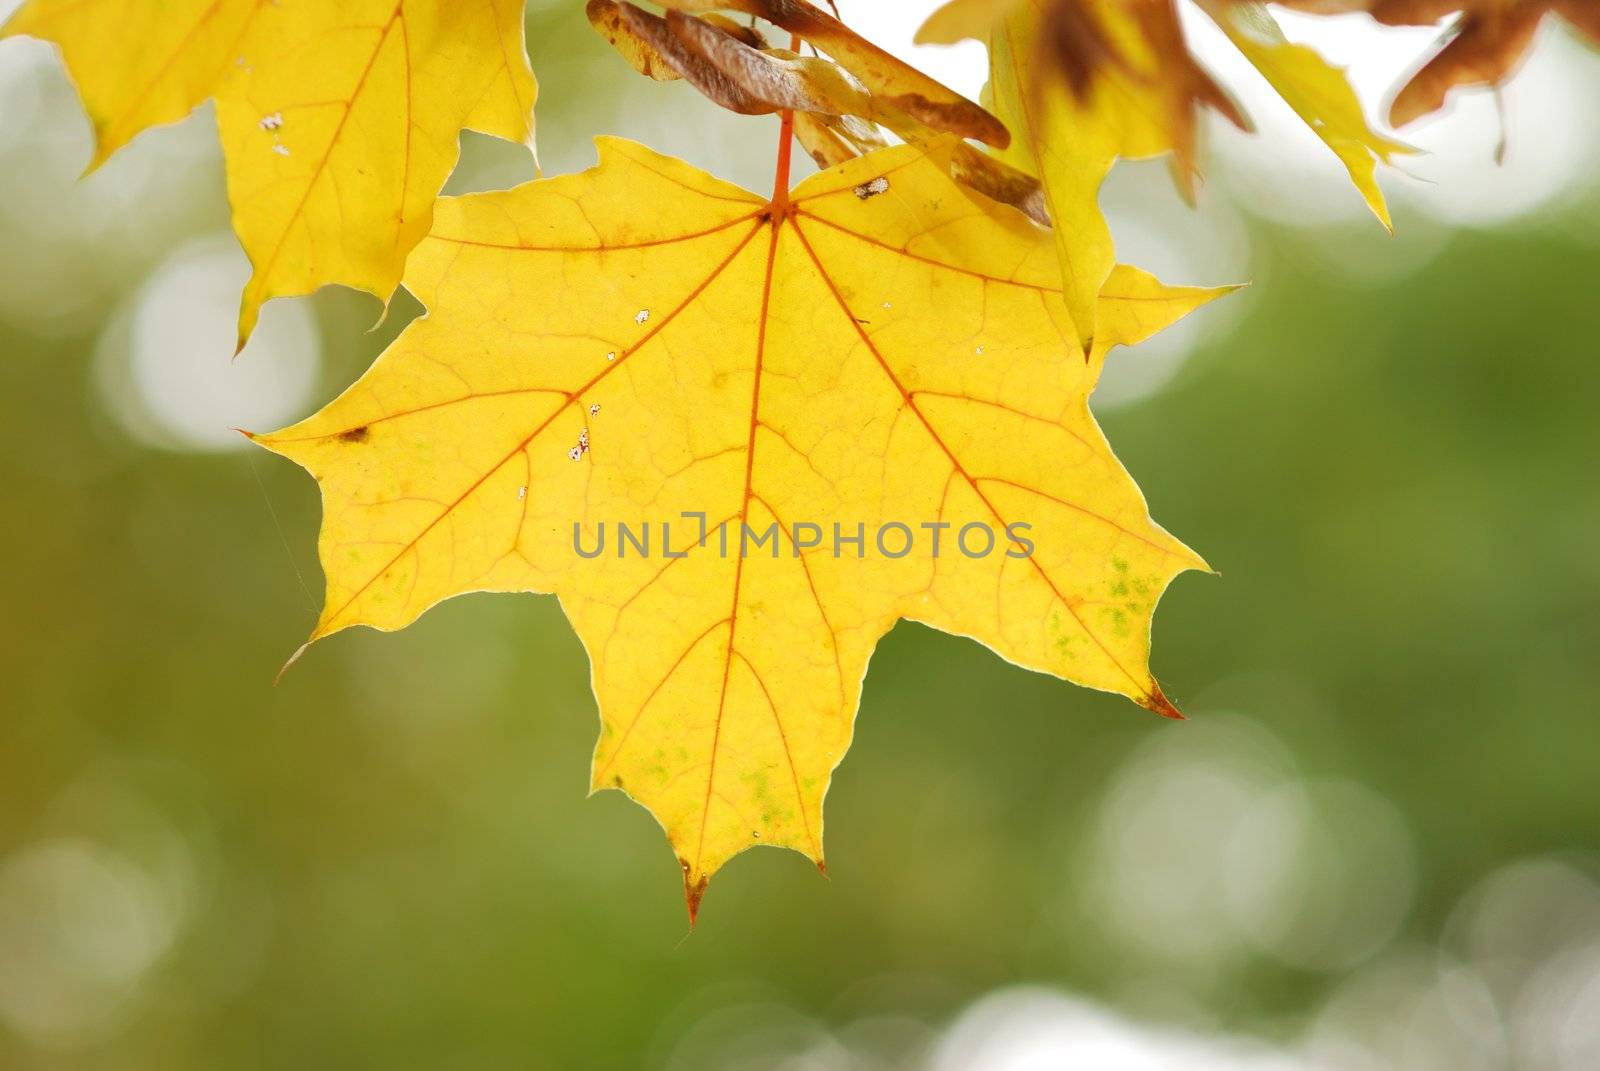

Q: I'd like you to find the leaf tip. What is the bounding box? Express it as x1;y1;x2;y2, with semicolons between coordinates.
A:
1141;683;1186;721
523;112;541;175
78;145;114;181
236;290;264;358
1191;281;1249;313
273;642;309;686
1386;91;1430;133
681;861;709;927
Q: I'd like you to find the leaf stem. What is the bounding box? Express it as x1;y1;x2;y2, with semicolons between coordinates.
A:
770;32;801;210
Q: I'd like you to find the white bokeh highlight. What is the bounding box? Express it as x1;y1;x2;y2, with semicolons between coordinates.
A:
94;237;321;452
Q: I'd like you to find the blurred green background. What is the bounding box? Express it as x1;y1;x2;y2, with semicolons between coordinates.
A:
2;2;1598;1069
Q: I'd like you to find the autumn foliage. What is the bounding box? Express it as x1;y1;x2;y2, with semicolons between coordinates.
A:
3;0;1588;920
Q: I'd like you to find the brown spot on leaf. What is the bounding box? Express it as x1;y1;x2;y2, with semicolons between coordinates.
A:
853;176;889;199
337;426;369;444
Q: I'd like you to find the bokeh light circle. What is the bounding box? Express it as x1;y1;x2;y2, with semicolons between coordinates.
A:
93;236;321;452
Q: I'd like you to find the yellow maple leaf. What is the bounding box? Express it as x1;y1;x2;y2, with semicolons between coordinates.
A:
250;136;1230;920
986;0;1243;352
987;4;1115;354
2;0;537;348
1198;1;1409;229
924;0;1405;301
916;0;1028;46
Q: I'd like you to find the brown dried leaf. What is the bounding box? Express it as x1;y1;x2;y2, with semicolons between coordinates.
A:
677;19;1049;222
1556;0;1600;40
666;9;836;112
1278;0;1600;126
587;0;682;80
699;11;770;47
594;5;1046;225
617;2;774;114
1386;3;1546;126
660;0;1011;147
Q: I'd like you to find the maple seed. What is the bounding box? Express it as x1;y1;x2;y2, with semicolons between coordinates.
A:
854;176;889;199
259;112;284;131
